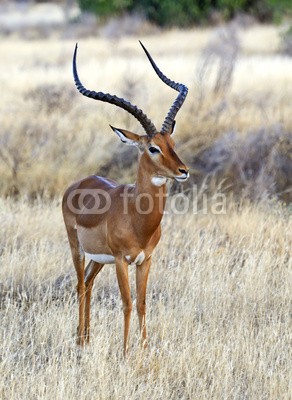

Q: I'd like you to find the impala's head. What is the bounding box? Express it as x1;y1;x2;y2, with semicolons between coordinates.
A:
73;41;189;183
109;125;189;182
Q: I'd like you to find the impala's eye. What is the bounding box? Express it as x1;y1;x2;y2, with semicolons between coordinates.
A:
149;146;160;154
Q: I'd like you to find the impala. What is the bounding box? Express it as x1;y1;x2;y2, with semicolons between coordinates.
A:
62;41;189;355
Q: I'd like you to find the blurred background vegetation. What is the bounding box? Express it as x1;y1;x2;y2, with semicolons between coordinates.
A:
78;0;291;25
0;0;291;202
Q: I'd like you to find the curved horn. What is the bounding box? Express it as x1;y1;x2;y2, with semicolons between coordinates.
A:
73;43;157;138
139;41;188;135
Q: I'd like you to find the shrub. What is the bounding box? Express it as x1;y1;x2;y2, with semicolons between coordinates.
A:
78;0;133;18
190;128;292;202
132;0;210;27
77;0;292;27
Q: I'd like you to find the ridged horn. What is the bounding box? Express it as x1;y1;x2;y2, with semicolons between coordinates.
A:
73;43;157;138
139;41;188;135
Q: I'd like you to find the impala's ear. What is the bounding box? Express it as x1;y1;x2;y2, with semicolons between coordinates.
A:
110;125;141;146
170;120;176;135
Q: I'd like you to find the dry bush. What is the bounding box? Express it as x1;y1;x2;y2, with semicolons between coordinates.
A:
25;83;77;114
197;22;240;100
190;127;292;202
178;23;292;202
0;80;114;197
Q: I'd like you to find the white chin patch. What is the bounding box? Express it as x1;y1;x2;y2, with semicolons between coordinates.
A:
175;173;189;182
85;253;115;264
151;176;167;187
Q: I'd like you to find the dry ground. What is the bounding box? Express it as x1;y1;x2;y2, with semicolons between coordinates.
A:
0;198;291;399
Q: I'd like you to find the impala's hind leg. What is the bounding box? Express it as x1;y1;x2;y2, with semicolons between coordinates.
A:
72;250;86;346
64;224;86;346
84;260;104;343
75;254;86;346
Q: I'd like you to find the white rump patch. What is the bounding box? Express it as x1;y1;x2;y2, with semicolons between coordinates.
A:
151;176;167;187
85;252;115;264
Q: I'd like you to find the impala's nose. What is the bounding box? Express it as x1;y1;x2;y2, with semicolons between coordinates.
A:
178;167;189;175
175;167;190;182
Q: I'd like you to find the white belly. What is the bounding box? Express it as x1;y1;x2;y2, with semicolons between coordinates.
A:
84;251;145;265
85;253;115;264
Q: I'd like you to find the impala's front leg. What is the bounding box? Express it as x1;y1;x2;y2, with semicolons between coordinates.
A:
84;260;104;343
136;256;151;348
116;257;132;356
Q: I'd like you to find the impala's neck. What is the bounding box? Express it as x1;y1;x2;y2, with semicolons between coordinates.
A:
133;152;167;238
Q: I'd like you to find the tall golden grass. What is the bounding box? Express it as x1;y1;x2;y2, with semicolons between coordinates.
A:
0;197;291;398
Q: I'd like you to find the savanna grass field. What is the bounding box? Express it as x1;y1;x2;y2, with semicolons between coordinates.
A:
0;2;292;399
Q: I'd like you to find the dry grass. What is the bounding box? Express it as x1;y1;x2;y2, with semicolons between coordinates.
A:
0;197;291;399
0;21;292;399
